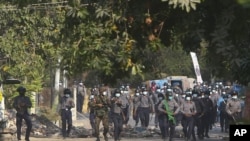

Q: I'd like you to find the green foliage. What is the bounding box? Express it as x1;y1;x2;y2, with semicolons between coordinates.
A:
0;0;250;92
162;0;202;12
237;0;250;7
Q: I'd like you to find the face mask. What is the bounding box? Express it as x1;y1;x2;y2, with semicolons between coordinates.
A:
143;91;148;95
124;91;129;94
232;96;237;99
115;93;121;97
186;97;191;101
169;96;173;100
135;93;140;96
90;95;94;99
65;94;70;98
156;89;161;93
103;91;107;96
158;97;163;101
222;92;226;95
167;89;172;92
193;94;198;97
182;95;186;98
121;91;124;94
175;94;178;97
201;95;205;98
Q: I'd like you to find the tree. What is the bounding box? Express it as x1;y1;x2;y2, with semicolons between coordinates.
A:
1;0;250;88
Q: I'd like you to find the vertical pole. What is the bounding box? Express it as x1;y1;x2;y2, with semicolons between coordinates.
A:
52;57;61;112
72;85;77;120
0;84;4;120
63;70;67;88
50;58;54;108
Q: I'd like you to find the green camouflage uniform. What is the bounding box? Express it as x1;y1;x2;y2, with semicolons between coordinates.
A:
91;94;110;141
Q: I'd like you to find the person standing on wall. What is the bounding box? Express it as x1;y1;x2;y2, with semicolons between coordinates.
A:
77;82;86;113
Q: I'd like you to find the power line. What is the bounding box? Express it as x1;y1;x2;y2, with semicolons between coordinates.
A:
0;1;95;11
0;1;68;11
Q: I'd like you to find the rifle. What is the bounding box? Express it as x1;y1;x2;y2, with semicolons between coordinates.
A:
231;112;240;125
99;95;110;108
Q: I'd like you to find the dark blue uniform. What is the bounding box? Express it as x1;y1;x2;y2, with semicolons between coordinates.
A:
13;86;32;141
192;94;206;140
201;94;213;138
218;97;229;132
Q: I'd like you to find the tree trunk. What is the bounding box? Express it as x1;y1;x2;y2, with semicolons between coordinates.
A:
52;58;61;113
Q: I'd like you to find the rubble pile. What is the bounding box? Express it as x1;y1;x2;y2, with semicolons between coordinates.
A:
2;110;185;139
2;110;92;138
30;115;93;138
108;125;184;139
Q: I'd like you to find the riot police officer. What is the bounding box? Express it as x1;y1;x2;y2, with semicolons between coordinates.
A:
153;86;161;128
180;94;196;141
110;89;123;141
132;89;141;127
138;88;154;128
191;90;205;141
60;88;75;139
88;94;96;136
155;91;164;129
173;87;183;125
120;87;130;128
158;91;180;141
218;94;229;132
200;90;213;138
226;91;242;125
13;86;32;141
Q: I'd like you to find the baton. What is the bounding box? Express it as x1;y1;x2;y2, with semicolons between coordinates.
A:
231;114;238;125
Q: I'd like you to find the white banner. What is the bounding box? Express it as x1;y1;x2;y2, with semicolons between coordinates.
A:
190;52;203;84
